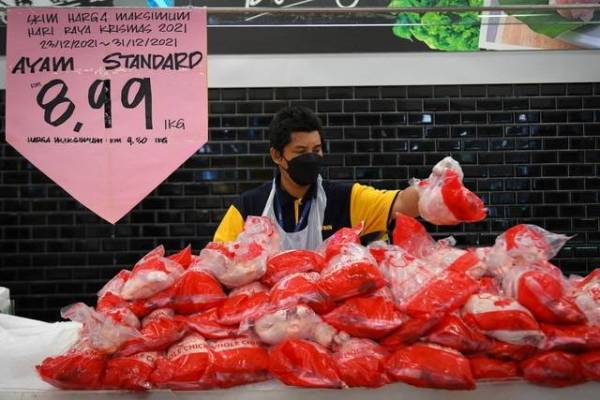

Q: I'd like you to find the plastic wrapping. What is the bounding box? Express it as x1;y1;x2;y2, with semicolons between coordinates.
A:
120;255;184;301
462;293;544;347
268;339;343;388
469;356;520;381
572;269;600;325
179;308;241;340
118;308;187;356
262;250;325;287
323;290;405;339
580;351;600;381
333;338;389;388
424;313;489;354
171;269;226;315
411;156;486;225
318;243;384;302
209;338;270;387
380;315;441;349
36;340;107;390
218;282;270;326
268;272;326;311
318;222;363;263
167;245;193;269
540;323;600;352
103;351;158;390
385;343;476;390
150;333;213;390
503;268;585;325
60;303;138;354
391;214;436;258
521;351;585;387
253;304;343;348
486;340;538;362
129;284;178;318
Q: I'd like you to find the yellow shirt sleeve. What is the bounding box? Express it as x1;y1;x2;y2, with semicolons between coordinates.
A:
213;205;245;243
350;183;399;236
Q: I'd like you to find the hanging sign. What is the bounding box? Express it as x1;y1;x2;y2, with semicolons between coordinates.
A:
6;7;208;223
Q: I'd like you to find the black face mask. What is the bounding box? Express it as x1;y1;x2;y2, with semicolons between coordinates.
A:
283;153;323;186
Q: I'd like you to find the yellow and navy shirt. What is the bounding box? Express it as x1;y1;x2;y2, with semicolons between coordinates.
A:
213;175;399;244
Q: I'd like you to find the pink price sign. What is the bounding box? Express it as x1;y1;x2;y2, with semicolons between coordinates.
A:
6;7;208;224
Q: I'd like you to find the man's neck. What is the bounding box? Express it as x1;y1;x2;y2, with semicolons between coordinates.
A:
279;171;310;200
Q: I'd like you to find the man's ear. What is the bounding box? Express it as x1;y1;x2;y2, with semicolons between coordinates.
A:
270;147;283;166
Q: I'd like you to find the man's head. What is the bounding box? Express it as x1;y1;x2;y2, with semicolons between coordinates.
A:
269;106;324;187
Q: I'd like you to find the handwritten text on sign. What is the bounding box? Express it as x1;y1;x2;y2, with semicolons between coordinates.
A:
6;7;208;224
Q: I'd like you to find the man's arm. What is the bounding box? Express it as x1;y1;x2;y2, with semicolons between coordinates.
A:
389;185;420;222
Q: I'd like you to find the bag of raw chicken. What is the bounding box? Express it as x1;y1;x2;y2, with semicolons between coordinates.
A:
521;351;585;387
36;339;108;390
423;313;489;354
385;343;476;390
171;268;226;315
179;308;241;340
380;315;442;349
209;338;270;387
333;338;389;388
391;213;436;258
119;308;188;356
580;351;600;381
318;242;384;302
570;269;600;325
150;333;214;389
167;245;193;269
262;249;325;287
540;323;600;352
268;339;343;388
268;271;333;313
318;222;364;263
468;356;520;381
462;293;544;348
411;156;486;225
103;351;158;390
323;288;405;339
252;304;345;348
218;282;270;326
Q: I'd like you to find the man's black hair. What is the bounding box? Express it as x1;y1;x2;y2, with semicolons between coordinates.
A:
268;106;323;154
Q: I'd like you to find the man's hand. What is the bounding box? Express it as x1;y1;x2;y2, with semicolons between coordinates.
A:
390;186;420;222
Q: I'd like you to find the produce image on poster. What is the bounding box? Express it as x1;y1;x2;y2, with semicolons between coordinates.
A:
171;0;599;52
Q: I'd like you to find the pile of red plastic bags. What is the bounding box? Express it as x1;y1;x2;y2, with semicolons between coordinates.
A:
36;158;599;391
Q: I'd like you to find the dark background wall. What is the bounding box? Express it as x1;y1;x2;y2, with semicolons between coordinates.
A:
1;83;599;321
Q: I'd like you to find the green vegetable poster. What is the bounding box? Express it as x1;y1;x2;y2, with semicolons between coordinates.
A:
172;0;600;52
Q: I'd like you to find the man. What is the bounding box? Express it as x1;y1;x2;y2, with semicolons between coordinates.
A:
213;106;420;250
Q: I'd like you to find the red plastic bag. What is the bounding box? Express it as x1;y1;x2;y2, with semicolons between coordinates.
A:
36;340;107;390
367;240;389;265
385;343;476;390
103;351;158;390
424;313;489;354
180;308;240;340
168;245;193;269
377;245;419;285
486;340;538;362
318;243;384;301
412;156;486;225
323;290;405;339
121;252;184;301
540;323;600;352
268;272;326;311
210;338;270;386
469;356;519;381
97;269;131;299
504;224;570;262
504;269;585;325
580;351;600;381
171;269;226;315
269;339;343;388
119;308;188;356
333;338;389;388
218;282;270;326
403;270;479;318
262;250;325;287
392;214;436;258
96;291;141;329
463;293;544;347
254;304;341;348
150;333;214;389
129;284;178;318
318;222;363;263
380;315;442;349
521;351;585;387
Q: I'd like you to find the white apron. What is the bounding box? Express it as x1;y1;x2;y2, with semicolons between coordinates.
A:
262;175;327;251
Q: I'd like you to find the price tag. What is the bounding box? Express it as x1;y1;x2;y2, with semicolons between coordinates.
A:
6;7;208;223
